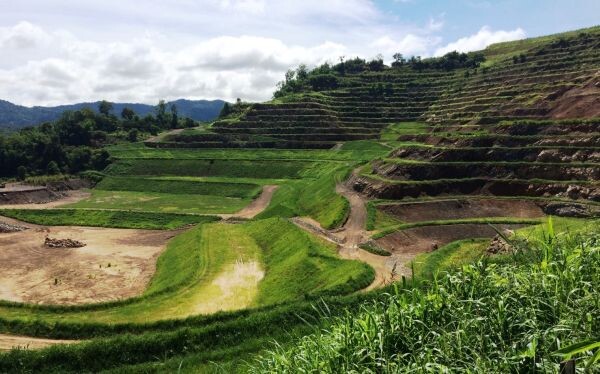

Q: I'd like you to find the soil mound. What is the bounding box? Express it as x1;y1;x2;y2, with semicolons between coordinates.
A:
44;237;86;249
0;221;27;233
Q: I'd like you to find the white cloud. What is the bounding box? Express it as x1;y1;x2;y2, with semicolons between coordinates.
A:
434;26;526;56
372;34;441;59
0;23;350;106
0;21;49;49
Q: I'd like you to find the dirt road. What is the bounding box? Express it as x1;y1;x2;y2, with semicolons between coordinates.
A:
222;185;278;220
293;183;397;291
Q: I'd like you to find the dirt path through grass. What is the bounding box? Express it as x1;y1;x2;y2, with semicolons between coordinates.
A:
0;334;76;351
223;185;279;219
292;183;396;290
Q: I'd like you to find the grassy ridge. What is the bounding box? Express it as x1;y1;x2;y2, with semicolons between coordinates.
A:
257;164;351;229
410;238;490;279
96;176;262;198
0;209;219;230
247;218;374;304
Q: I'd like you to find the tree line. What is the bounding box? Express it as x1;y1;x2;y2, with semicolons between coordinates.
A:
274;50;486;98
0;100;197;180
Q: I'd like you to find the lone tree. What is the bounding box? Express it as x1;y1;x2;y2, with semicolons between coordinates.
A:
170;104;178;129
155;100;167;128
98;100;113;116
121;107;135;121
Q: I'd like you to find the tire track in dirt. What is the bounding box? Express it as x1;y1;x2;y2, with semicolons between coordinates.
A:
221;185;279;220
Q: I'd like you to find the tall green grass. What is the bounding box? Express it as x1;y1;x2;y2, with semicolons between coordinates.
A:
250;220;600;372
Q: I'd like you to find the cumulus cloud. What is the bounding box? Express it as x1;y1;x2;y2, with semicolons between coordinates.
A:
0;21;49;49
0;23;350;106
434;26;526;56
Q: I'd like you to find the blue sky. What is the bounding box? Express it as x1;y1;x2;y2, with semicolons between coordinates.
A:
0;0;598;106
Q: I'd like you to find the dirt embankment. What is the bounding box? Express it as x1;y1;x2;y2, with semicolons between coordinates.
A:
351;175;600;202
546;75;600;119
0;216;177;305
378;199;546;222
0;180;91;206
394;147;600;163
375;223;526;263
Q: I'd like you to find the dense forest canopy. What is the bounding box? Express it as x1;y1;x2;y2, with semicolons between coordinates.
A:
0;100;197;180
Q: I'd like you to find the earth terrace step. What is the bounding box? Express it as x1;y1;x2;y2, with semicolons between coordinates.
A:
392;147;600;163
211;127;382;135
213;120;340;129
397;134;600;148
144;140;338;149
352;175;600;201
371;160;599;182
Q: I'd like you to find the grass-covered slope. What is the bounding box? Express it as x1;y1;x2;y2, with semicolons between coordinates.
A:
250;220;600;373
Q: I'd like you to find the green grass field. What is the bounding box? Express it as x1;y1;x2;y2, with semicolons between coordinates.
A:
65;190;251;214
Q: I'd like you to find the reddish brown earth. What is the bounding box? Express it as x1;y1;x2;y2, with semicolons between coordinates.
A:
547;74;600;119
378;198;546;222
375;223;527;266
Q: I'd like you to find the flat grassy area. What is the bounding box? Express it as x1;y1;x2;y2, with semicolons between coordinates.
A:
106;159;317;179
96;176;262;198
0;209;219;230
66;190;250;214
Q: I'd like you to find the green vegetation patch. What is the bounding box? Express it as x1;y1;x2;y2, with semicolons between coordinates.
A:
66;190;250;214
246;218;375;304
96;176;262;198
410;238;490;279
106;159;315;179
250;223;600;372
0;209;219;230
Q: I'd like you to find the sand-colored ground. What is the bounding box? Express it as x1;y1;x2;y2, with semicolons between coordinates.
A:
0;334;76;352
0;216;177;305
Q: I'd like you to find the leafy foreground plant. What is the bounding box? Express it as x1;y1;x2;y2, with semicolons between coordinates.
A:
250;223;599;373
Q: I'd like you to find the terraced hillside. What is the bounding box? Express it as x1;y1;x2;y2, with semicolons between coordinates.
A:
148;26;600;149
0;26;598;373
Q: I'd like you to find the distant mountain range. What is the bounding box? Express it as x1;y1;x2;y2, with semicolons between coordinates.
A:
0;99;226;130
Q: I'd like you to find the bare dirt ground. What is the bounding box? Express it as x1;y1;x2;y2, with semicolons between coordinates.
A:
222;185;279;219
0;216;177;305
378;198;546;222
0;190;90;210
0;334;76;352
376;223;527;268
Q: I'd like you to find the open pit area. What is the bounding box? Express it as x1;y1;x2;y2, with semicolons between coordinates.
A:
0;216;176;305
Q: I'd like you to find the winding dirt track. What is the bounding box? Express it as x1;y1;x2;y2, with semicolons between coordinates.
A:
293;184;397;290
222;185;279;219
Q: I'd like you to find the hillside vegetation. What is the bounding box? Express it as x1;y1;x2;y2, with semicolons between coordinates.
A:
0;26;598;373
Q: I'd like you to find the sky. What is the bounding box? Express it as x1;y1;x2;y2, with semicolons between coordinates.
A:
0;0;598;106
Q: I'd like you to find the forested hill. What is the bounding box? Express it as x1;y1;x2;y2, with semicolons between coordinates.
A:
0;99;226;130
